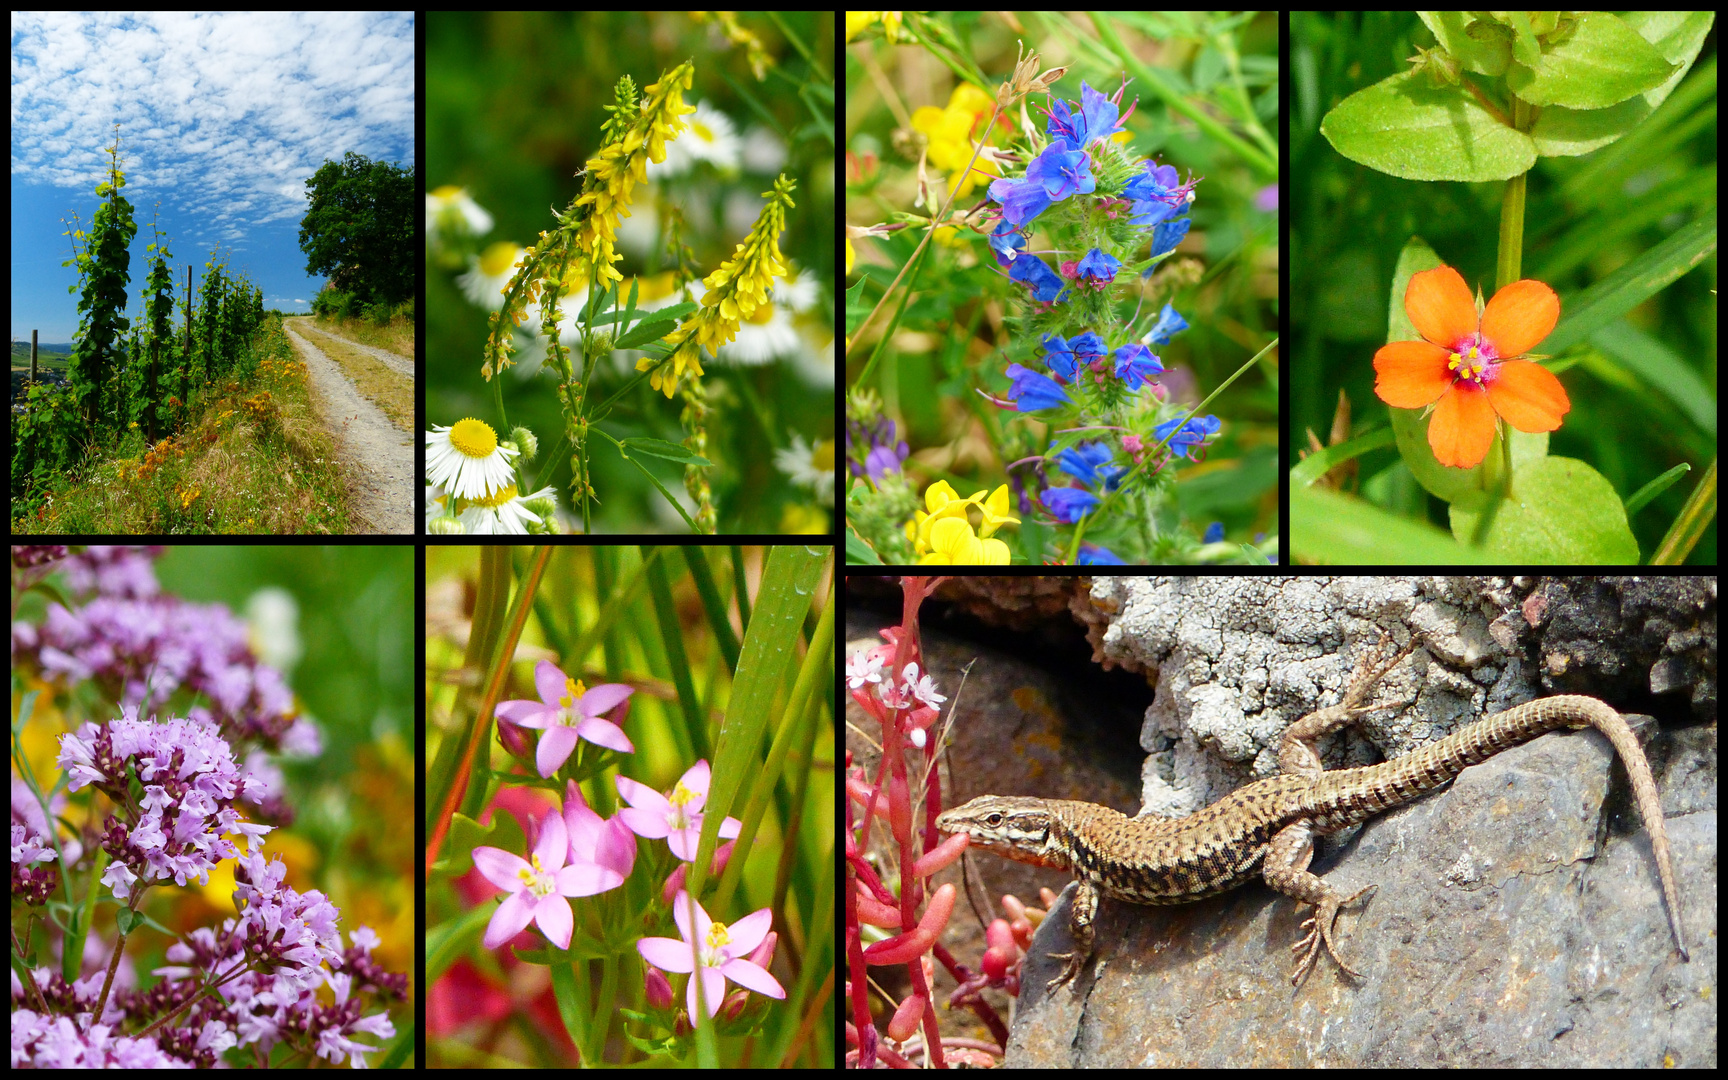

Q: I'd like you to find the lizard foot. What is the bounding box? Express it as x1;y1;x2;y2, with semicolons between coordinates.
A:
1290;883;1377;986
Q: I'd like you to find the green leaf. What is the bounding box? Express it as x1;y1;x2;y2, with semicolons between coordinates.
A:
620;437;712;467
1320;69;1536;182
846;527;884;564
614;448;701;531
613;317;680;350
1448;457;1640;563
1504;12;1675;110
1291;485;1496;564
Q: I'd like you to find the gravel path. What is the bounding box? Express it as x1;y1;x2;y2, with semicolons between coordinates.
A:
282;317;413;534
294;321;415;378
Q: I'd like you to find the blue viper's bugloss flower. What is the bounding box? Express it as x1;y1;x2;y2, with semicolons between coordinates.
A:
1113;343;1165;392
1069;331;1108;371
1045;81;1127;149
1004;364;1072;412
1041;485;1100;523
1040;333;1080;382
988;219;1027;267
1074;247;1121;288
1143;303;1190;346
1078;543;1126;565
1056;441;1125;491
1009;254;1069;304
1154;413;1222;458
1125;160;1199;261
1148;217;1193;262
989;138;1094;227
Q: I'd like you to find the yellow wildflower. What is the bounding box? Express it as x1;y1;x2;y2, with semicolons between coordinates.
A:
903;481;1018;564
910;83;1004;200
573;61;697;290
638;174;796;397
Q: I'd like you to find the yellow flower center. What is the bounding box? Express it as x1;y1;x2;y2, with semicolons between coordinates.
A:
480;241;522;276
1448;345;1489;382
706;920;732;950
469;484;518;509
449;418;499;458
558;677;589;713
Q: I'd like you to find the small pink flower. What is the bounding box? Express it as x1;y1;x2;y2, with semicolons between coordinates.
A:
616;760;741;863
496;660;635;777
473;809;614;951
636;891;786;1020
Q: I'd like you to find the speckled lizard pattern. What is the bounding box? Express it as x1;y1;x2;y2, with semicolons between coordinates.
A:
935;641;1688;991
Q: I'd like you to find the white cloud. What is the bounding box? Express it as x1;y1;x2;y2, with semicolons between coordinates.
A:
11;12;415;239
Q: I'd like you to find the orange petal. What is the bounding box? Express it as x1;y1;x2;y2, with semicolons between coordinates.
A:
1404;266;1478;350
1429;383;1496;469
1481;279;1559;357
1487;359;1570;432
1373;340;1453;408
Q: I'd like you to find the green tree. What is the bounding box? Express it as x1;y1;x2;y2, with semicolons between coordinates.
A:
298;151;415;309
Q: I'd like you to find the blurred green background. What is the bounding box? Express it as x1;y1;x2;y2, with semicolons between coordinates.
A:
845;11;1282;552
1290;12;1717;563
426;12;837;533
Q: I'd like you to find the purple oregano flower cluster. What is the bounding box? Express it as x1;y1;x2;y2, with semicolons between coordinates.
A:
10;545;405;1068
977;79;1222;563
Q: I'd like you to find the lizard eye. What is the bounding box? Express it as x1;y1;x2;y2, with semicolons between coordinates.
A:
986;814;1003;826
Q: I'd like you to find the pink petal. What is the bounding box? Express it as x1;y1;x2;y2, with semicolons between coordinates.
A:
536;727;580;777
577;683;633;716
575;717;634;754
533;659;570;705
720;958;785;1000
533;894;574;950
484;890;536;949
472;846;531;892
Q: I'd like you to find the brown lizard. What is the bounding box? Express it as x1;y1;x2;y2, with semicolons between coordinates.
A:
935;638;1689;991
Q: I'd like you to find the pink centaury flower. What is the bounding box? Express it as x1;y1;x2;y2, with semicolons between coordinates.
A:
616;759;742;863
473;808;619;950
637;891;786;1020
496;659;635;777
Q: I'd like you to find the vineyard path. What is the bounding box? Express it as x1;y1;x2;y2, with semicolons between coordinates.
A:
281;316;413;534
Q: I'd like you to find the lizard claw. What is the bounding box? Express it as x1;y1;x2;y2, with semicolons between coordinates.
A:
1043;950;1083;992
1290;884;1377;986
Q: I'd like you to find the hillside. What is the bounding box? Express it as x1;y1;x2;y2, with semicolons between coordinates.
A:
10;314;358;534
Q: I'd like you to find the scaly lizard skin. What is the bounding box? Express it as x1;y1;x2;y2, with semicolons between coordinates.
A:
935;641;1689;991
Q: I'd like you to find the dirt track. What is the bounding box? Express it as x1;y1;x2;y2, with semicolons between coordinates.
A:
281;317;413;534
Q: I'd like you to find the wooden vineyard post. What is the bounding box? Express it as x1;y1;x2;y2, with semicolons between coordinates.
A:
182;264;193;430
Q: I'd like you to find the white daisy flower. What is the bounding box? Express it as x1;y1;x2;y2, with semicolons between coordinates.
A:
426;419;518;501
427;185;494;250
774;434;836;507
458;484;559;534
457;241;528;311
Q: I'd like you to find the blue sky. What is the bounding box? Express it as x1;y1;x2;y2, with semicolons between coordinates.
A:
11;12;415;345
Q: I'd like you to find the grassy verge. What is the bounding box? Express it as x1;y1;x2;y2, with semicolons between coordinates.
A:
11;316;356;534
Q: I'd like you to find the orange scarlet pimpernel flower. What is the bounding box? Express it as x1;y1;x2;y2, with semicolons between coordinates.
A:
1373;265;1571;470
